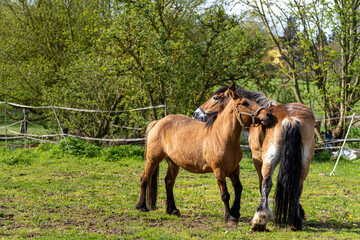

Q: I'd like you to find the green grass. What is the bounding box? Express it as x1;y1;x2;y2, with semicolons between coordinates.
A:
0;144;359;239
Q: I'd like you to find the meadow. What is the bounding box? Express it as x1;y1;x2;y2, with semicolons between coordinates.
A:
0;140;359;239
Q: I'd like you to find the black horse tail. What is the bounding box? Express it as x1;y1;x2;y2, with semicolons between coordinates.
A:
145;120;159;210
275;118;304;230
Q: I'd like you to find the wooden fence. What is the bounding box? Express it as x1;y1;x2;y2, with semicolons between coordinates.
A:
1;101;359;152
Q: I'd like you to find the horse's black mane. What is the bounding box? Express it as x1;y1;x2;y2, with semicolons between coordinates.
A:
211;86;228;96
211;86;277;108
236;87;278;109
205;85;277;128
205;115;218;128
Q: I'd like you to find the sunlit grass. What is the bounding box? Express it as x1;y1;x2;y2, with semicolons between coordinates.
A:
0;146;359;239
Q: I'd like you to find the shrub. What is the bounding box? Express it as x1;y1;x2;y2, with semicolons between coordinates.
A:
313;150;332;162
1;149;33;165
346;127;360;149
59;137;101;158
102;145;145;162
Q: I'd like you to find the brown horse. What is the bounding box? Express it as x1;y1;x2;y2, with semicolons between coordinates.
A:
136;85;274;224
193;86;315;231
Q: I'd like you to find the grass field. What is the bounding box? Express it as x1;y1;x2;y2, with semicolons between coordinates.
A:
0;142;359;239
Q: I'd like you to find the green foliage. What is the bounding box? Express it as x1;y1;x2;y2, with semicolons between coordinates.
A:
1;149;33;165
37;142;65;159
102;145;145;162
37;137;145;160
346;127;360;149
58;137;102;158
0;0;272;139
313;150;333;162
245;0;360;138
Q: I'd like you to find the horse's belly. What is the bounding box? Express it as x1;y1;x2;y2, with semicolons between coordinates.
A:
180;161;213;174
167;151;212;174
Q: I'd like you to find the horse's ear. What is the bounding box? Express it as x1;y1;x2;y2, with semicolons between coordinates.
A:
229;83;236;91
227;85;239;99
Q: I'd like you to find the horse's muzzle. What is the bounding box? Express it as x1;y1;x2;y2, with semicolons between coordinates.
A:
260;113;275;126
192;107;207;122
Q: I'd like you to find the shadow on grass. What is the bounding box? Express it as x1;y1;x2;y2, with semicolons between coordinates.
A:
305;219;360;233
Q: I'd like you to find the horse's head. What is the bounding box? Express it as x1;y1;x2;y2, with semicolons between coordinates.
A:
227;86;274;127
193;84;274;127
192;92;227;122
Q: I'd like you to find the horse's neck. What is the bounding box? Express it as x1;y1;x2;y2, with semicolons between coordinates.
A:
210;102;242;143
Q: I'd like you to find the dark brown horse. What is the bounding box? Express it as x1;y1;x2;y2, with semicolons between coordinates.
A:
193;86;315;231
136;85;274;224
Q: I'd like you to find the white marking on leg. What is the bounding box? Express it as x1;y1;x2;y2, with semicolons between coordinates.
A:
263;144;281;172
252;209;274;225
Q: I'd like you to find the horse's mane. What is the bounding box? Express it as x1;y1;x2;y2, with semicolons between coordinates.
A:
211;85;278;109
236;87;278;109
205;91;229;128
205;85;277;128
211;86;228;96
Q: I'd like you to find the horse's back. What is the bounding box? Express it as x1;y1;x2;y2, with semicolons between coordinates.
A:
149;114;205;135
270;103;315;124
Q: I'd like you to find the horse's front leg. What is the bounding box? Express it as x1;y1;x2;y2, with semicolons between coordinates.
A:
214;169;235;223
229;166;243;223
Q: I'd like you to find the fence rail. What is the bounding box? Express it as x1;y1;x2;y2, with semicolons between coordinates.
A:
0;101;171;149
1;101;359;151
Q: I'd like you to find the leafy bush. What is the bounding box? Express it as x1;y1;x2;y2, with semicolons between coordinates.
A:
35;142;65;159
1;149;33;165
313;150;333;162
36;142;54;152
102;145;145;162
1;140;145;162
346;127;360;149
59;137;102;158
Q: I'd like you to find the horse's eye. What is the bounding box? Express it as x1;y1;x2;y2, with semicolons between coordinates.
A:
241;101;250;107
213;96;220;102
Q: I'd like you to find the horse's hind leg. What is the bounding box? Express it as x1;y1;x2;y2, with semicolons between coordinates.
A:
229;166;243;223
290;140;313;230
165;158;180;216
252;144;281;231
136;155;163;212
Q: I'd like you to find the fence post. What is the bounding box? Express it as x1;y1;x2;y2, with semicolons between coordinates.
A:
51;106;71;153
330;113;356;176
23;108;27;148
5;99;7;149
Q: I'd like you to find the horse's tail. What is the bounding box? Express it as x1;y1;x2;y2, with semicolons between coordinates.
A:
145;120;159;210
275;117;304;229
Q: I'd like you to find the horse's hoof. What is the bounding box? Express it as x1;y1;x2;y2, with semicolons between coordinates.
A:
168;209;181;217
224;214;238;224
227;218;238;227
136;204;149;212
251;223;267;231
290;224;303;231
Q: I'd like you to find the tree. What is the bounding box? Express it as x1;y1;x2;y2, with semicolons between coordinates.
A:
0;0;273;139
242;0;360;139
110;0;271;116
